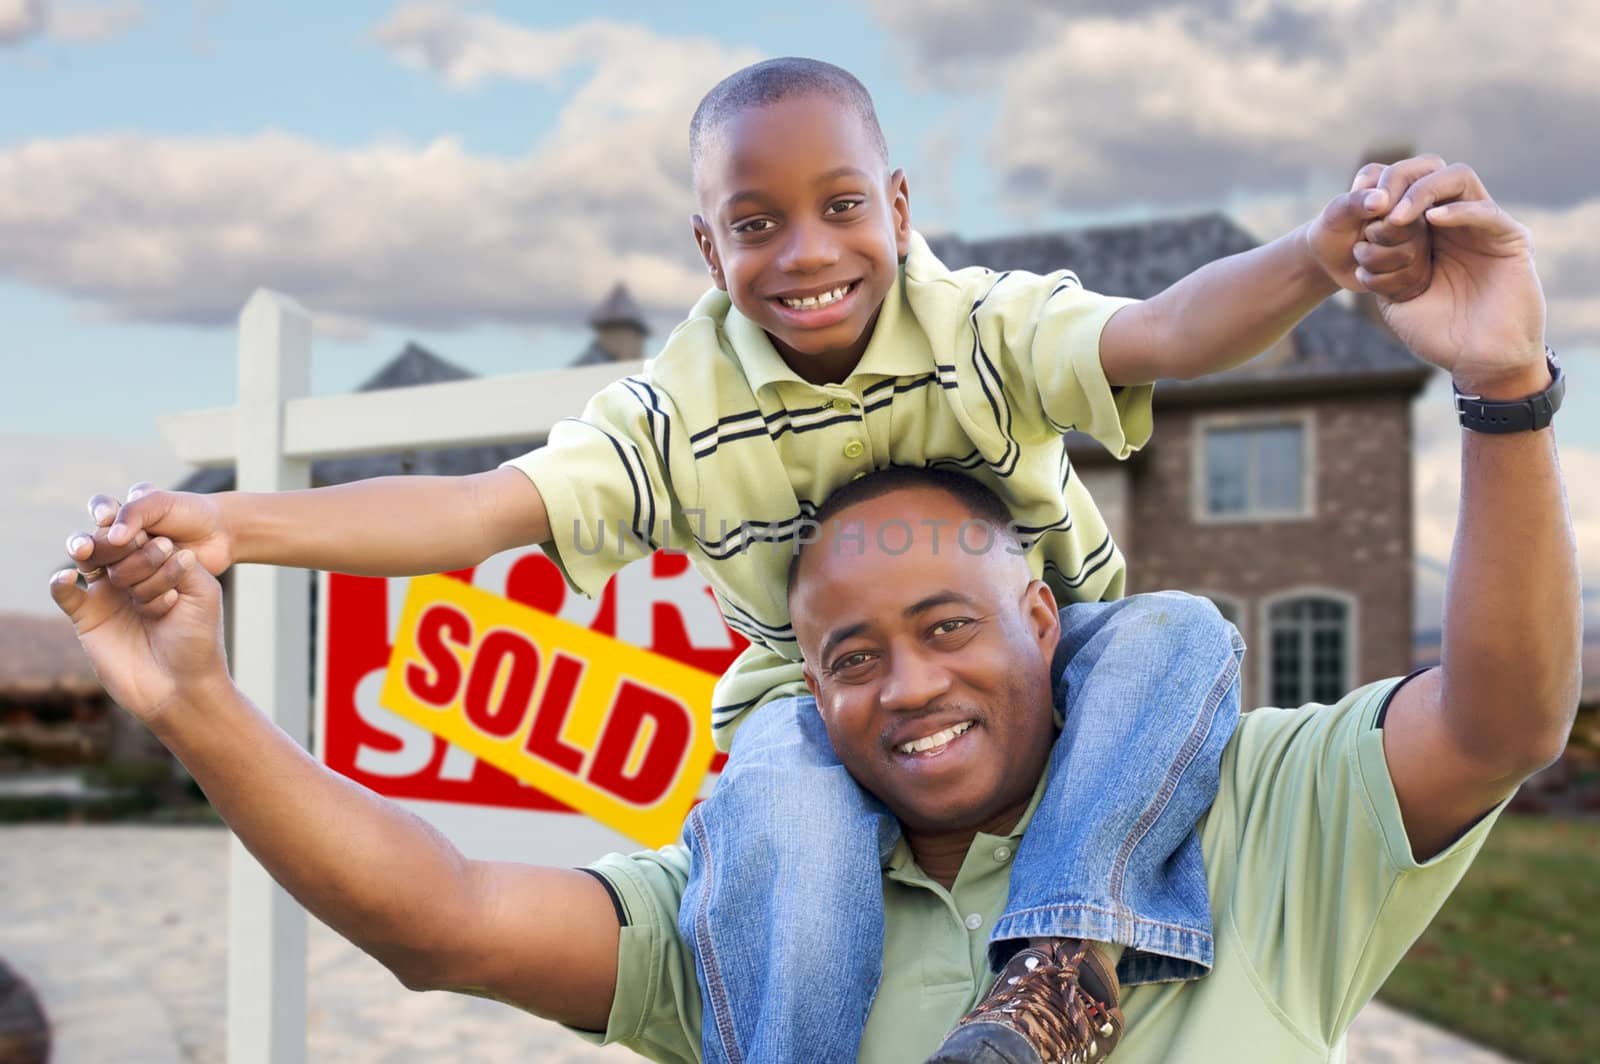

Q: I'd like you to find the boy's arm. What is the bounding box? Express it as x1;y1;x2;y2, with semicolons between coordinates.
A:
68;466;549;587
1099;155;1445;387
47;552;621;1029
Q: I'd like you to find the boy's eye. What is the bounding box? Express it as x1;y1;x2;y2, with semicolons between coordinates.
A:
733;218;775;234
825;199;863;216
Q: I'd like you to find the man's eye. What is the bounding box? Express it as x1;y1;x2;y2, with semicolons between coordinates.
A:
832;652;872;673
932;619;970;637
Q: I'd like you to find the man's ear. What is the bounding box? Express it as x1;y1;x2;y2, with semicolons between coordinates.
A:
691;215;727;291
1024;579;1060;656
888;168;912;257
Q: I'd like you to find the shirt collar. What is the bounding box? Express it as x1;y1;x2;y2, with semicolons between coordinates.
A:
883;760;1051;884
721;231;946;396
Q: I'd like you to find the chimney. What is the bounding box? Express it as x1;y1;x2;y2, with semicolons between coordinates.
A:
588;282;649;363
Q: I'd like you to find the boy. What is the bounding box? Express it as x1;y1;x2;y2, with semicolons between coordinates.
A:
73;58;1437;1064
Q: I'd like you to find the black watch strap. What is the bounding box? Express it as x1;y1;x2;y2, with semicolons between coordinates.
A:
1454;349;1564;433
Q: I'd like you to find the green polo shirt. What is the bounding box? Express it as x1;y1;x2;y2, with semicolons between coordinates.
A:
570;677;1505;1062
506;233;1149;748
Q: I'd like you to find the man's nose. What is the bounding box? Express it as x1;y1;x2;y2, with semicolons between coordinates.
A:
878;648;951;713
777;218;840;274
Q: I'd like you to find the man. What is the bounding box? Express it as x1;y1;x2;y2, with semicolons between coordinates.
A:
51;162;1578;1062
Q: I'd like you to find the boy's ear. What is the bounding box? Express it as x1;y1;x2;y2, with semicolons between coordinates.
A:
888;168;912;257
690;215;727;291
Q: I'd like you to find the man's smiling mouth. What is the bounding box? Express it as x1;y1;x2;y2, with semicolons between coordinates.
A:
896;719;975;756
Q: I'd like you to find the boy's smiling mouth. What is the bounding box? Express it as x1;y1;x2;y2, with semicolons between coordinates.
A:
768;279;863;328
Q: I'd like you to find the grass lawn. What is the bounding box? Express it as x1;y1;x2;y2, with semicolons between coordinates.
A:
1379;815;1600;1063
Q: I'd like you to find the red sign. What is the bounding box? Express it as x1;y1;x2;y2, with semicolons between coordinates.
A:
316;548;738;819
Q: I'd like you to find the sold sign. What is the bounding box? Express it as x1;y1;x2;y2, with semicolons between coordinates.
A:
379;574;719;848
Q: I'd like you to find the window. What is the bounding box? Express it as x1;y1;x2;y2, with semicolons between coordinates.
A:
1266;594;1351;706
1199;420;1309;519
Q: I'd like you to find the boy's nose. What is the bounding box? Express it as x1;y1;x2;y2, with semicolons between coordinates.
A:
778;219;841;274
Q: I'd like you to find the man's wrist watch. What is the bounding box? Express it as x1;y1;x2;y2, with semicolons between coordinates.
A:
1453;348;1565;433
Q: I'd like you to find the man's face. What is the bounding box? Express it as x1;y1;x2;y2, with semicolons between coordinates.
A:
790;487;1060;838
691;92;911;383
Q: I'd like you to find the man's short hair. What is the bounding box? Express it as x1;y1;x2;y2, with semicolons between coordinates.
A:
689;57;889;182
787;466;1019;595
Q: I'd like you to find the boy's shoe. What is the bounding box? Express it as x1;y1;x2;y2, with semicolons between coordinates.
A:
925;938;1124;1064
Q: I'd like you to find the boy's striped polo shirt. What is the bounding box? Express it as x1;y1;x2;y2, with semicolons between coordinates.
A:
507;232;1153;747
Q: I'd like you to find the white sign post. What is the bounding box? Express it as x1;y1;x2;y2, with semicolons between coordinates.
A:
159;288;642;1063
227;291;312;1064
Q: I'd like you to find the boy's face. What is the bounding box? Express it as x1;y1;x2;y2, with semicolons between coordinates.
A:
692;93;911;383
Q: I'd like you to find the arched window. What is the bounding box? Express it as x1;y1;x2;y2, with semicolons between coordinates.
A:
1264;593;1353;706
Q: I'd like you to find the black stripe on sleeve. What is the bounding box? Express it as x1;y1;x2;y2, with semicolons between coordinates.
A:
1372;668;1433;729
577;867;628;927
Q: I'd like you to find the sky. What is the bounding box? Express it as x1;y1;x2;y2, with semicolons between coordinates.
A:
2;0;1597;626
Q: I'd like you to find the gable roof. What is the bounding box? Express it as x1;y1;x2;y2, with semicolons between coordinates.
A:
588;282;648;332
927;212;1433;401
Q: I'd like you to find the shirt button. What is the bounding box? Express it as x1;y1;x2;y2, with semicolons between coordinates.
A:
993;846;1012;862
843;440;865;459
964;913;983;931
831;397;853;413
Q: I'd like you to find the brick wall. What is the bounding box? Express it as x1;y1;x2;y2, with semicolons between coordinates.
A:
1124;391;1416;708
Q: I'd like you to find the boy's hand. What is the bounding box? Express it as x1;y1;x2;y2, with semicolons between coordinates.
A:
66;486;234;586
1307;154;1444;301
48;545;232;728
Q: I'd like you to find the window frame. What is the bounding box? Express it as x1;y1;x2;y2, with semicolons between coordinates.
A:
1191;410;1316;524
1256;587;1359;708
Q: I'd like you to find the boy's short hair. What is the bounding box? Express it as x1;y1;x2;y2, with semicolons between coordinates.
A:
787;466;1020;595
690;57;889;183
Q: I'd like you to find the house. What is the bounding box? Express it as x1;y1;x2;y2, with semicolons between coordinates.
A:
0;612;117;764
929;215;1432;709
181;220;1430;712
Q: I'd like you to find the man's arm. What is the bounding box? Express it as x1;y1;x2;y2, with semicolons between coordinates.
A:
1099;156;1445;387
1372;166;1581;859
67;466;549;594
47;551;619;1030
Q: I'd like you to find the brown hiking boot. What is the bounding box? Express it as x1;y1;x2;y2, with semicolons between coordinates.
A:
926;939;1124;1063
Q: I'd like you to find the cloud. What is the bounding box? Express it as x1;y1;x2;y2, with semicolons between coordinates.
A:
872;0;1600;212
889;0;1600;348
0;15;760;330
0;0;140;45
0;0;46;43
50;0;140;43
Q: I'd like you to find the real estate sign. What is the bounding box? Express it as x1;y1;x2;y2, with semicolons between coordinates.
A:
315;547;739;862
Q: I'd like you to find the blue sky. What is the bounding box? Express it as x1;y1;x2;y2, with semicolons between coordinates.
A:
3;0;1597;617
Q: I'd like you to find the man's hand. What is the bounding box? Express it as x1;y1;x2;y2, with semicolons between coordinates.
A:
1306;154;1444;302
48;543;231;728
66;485;235;589
1376;164;1547;394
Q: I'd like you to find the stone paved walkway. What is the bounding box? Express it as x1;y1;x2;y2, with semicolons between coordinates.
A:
0;826;1517;1063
